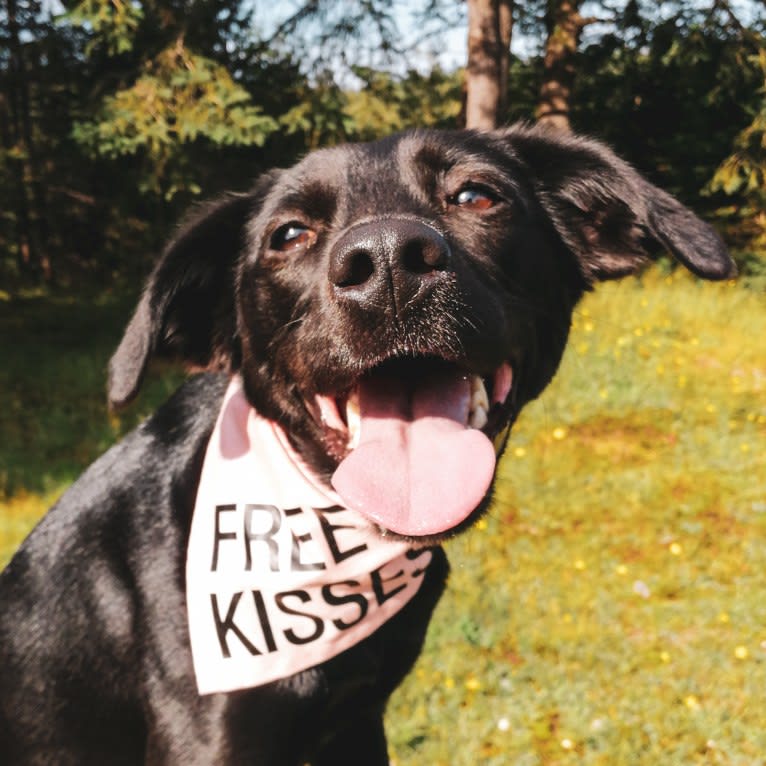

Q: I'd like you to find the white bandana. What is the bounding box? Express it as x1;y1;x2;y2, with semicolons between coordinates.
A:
186;377;432;695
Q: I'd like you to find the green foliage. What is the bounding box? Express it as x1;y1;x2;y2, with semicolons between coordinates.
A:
572;12;764;204
279;74;355;149
565;8;766;278
65;0;144;55
73;43;278;197
344;67;462;139
708;49;766;264
2;0;766;288
277;66;463;150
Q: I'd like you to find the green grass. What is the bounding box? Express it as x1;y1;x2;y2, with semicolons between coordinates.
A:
1;272;765;764
386;271;766;765
0;290;185;562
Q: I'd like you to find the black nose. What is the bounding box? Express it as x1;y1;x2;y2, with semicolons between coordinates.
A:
329;218;451;313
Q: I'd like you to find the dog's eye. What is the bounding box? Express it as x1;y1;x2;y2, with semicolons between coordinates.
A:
270;223;316;252
449;186;497;211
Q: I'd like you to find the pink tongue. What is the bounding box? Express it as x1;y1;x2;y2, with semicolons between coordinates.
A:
331;371;496;536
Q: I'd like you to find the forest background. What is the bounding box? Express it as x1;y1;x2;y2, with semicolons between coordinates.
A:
2;0;766;288
2;2;766;764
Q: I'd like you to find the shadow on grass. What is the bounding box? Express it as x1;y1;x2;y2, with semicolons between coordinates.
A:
0;289;185;498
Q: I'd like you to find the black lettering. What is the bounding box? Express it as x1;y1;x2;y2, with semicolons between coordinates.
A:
244;504;282;571
251;590;278;653
210;592;261;658
291;531;326;572
212;504;237;572
321;581;369;630
406;547;432;578
282;507;326;571
318;506;368;563
274;590;325;645
371;565;407;605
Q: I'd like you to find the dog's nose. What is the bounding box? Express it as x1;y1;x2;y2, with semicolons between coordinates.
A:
329;219;451;311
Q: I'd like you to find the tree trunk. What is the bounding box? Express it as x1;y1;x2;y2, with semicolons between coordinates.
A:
497;0;513;122
465;0;513;130
536;0;584;132
4;0;51;281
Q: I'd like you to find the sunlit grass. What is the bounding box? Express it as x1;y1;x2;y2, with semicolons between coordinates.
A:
386;271;766;765
1;272;764;763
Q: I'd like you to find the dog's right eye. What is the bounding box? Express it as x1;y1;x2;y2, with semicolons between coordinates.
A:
270;223;317;252
447;185;497;211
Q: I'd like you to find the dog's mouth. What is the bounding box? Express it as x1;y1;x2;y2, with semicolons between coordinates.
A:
310;357;514;539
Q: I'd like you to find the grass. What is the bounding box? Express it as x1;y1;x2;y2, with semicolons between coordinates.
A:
1;271;765;764
0;290;185;562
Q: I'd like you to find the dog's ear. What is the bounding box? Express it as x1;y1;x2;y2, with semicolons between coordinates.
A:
501;124;736;283
108;175;276;409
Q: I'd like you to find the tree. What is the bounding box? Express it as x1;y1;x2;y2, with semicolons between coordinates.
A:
1;0;51;279
536;0;594;131
465;0;513;129
68;0;279;202
708;46;766;273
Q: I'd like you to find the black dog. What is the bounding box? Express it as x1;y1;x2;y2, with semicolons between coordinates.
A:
0;125;734;765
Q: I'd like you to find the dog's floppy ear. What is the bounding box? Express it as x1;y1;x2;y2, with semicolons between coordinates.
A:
108;174;276;409
501;124;736;283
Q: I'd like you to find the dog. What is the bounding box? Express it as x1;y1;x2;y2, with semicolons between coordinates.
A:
0;125;734;765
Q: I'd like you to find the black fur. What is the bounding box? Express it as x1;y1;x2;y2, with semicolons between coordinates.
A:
0;125;733;764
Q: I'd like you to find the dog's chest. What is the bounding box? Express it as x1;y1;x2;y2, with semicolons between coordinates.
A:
186;377;432;694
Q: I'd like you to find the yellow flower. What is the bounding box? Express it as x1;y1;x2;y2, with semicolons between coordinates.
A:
684;695;701;710
669;542;682;556
553;427;568;441
735;646;749;660
464;677;481;692
514;446;526;458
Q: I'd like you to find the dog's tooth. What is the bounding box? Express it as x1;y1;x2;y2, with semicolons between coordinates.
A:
470;375;489;412
469;405;488;430
467;375;489;430
346;393;361;448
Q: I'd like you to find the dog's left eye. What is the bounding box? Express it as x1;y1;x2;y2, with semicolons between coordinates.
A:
449;186;496;211
270;223;317;252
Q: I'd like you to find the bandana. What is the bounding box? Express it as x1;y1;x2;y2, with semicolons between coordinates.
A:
186;377;432;695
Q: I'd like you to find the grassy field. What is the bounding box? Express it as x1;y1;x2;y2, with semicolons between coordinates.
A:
1;271;765;764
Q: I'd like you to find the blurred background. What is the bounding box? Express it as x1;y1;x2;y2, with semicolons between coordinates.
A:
1;1;765;763
2;0;765;288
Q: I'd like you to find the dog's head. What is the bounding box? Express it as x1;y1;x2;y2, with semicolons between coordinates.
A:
109;125;734;542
